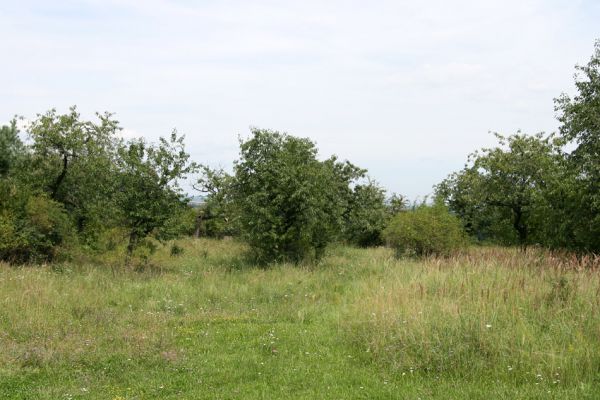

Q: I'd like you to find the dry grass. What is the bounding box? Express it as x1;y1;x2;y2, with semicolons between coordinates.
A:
344;246;600;385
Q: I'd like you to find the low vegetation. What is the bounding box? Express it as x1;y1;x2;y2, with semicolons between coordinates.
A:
382;204;466;257
1;239;599;399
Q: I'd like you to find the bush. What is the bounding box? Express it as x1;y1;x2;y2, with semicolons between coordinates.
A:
0;194;74;263
382;204;466;257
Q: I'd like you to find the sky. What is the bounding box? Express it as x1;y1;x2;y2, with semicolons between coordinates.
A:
1;0;599;199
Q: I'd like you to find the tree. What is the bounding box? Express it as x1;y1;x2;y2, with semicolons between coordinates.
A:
115;131;195;261
0;120;24;177
343;180;389;246
387;193;407;217
232;128;356;263
26;107;121;237
554;39;600;252
436;132;564;247
27;107;118;198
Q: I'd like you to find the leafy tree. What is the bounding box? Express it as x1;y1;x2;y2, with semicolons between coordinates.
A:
0;120;24;177
115;131;195;261
25;107;121;237
233;128;356;263
387;193;407;216
554;39;600;252
27;107;118;198
436;132;564;246
344;180;389;246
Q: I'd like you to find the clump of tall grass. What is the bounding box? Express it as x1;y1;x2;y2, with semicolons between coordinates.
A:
344;246;600;385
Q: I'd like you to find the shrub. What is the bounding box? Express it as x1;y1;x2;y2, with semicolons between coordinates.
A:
382;204;466;257
0;194;74;263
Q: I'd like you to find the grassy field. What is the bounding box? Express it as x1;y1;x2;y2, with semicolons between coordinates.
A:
1;239;599;399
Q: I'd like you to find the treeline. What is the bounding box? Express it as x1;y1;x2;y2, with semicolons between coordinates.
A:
0;112;405;264
436;41;600;253
1;41;598;264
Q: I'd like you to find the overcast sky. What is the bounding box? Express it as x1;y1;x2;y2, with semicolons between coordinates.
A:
1;0;599;199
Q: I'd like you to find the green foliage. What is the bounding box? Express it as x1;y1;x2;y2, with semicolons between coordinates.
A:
115;131;195;260
194;166;239;237
387;193;407;216
21;195;75;261
25;107;122;242
161;206;198;238
383;204;466;257
233;128;356;263
435;40;600;253
0;190;74;263
0;108;124;262
0;120;24;176
436;132;565;247
554;39;600;252
2;241;598;398
26;107;119;196
343;180;389;246
170;243;184;256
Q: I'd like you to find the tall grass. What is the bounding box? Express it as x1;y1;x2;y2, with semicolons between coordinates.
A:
1;239;599;398
344;246;600;385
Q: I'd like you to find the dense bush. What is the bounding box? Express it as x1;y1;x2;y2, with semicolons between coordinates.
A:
0;110;195;264
343;181;389;246
0;193;74;263
382;204;466;257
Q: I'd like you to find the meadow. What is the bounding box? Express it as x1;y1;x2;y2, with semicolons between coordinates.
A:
1;239;599;399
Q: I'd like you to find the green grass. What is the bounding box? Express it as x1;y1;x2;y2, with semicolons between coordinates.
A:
1;239;599;399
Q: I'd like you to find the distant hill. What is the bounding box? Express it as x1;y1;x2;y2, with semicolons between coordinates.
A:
187;195;206;208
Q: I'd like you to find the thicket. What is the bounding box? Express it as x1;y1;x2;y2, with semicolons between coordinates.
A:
0;108;195;264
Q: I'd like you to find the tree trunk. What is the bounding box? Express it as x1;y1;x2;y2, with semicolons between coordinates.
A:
513;206;528;248
51;154;69;200
125;230;138;265
76;215;86;234
194;214;203;238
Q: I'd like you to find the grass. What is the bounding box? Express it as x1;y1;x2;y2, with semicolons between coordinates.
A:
1;239;599;399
